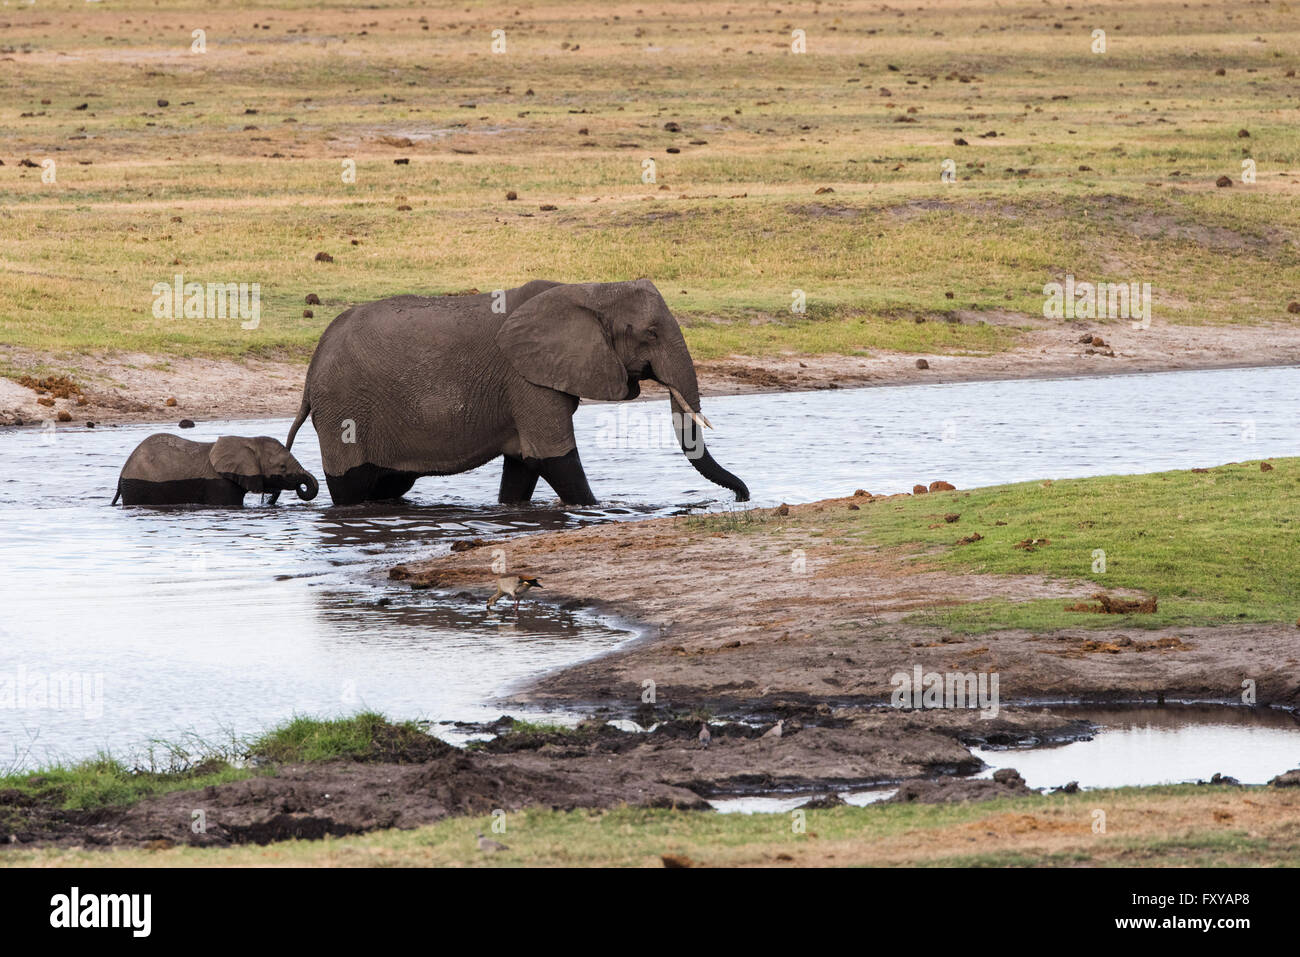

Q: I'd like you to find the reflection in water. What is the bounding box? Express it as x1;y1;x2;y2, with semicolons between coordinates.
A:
977;706;1300;788
2;365;1299;767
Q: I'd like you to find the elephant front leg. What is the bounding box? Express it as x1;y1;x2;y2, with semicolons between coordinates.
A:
534;448;598;506
499;455;541;504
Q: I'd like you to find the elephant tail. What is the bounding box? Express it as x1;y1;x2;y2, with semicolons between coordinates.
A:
111;480;121;505
285;394;311;451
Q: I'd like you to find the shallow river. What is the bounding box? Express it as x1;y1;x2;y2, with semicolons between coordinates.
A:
1;364;1297;769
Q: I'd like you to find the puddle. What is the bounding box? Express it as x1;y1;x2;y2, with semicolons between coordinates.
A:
976;706;1300;789
709;788;898;814
2;364;1298;767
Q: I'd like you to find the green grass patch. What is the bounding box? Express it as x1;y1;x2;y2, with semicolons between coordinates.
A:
817;460;1298;631
0;711;434;816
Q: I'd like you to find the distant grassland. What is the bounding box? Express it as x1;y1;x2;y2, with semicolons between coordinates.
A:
1;0;1298;362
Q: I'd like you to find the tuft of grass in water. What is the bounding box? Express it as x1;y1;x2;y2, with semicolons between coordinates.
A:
0;755;251;815
246;711;443;764
0;712;436;815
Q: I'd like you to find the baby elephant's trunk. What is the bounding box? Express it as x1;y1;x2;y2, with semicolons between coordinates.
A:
295;474;319;501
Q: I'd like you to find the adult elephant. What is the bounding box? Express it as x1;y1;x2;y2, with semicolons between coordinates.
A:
277;279;750;506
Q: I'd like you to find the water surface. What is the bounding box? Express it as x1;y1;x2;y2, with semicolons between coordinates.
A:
2;365;1297;767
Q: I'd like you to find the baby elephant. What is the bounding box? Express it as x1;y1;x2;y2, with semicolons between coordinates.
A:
113;434;319;507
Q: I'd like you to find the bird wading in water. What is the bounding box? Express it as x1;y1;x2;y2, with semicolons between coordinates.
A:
487;575;543;613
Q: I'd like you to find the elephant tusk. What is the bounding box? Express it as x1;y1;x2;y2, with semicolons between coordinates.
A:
665;385;713;430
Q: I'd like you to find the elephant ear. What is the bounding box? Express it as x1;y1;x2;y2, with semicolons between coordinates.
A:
209;436;264;493
496;285;629;401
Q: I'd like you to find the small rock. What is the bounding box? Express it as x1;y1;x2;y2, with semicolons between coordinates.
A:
1215;67;1226;76
1052;781;1080;794
929;481;956;492
953;137;968;146
394;158;409;165
1215;175;1232;187
1260;461;1274;471
815;186;834;194
1237;128;1250;138
306;293;321;304
797;793;846;810
164;397;178;407
178;419;195;429
912;484;928;495
1209;772;1241;786
315;251;334;262
506;190;518;200
56;410;71;422
915;358;929;369
853;489;870;497
776;503;790;515
303;309;314;318
944;513;960;523
992;768;1024;786
1286;301;1300;314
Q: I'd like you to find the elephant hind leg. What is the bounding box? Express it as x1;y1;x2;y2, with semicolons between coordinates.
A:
372;472;418;500
535;448;598;506
325;464;418;505
499;454;540;504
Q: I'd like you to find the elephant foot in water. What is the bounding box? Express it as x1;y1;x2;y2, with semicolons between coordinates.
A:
499;450;597;506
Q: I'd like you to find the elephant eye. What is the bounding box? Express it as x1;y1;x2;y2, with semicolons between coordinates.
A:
646;327;659;340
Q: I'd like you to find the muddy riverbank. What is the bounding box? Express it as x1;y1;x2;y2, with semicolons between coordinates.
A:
4;708;1094;848
393;494;1300;715
4;315;1300;426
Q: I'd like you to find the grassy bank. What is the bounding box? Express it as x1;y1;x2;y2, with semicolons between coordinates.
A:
7;785;1299;867
0;712;427;816
694;458;1300;632
2;0;1298;365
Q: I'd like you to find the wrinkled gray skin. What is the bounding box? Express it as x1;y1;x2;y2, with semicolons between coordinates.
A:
275;279;749;506
113;434;319;507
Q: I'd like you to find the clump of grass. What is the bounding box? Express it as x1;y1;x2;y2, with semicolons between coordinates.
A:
247;711;447;764
683;506;772;533
0;754;250;815
0;712;444;817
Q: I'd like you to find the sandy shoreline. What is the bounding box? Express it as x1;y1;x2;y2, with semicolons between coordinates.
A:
3;318;1299;427
392;495;1300;717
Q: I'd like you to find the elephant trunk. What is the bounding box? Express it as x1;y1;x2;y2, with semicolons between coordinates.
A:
664;383;750;503
295;474;319;501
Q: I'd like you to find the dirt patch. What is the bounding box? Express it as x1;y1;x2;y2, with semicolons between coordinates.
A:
1065;592;1159;615
0;348;307;427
